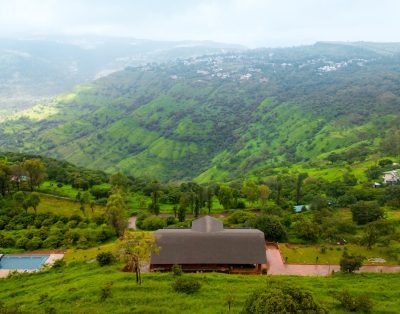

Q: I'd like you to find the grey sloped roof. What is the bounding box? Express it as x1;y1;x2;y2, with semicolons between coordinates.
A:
151;216;266;265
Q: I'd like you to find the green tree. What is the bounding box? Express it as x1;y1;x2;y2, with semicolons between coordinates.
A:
23;159;46;191
205;185;214;214
243;181;259;206
178;192;191;222
13;191;25;209
117;231;158;285
365;166;382;181
259;185;270;207
0;161;10;196
105;191;127;236
148;181;161;215
110;172;129;190
340;251;364;273
217;185;233;210
250;215;287;242
295;173;308;205
27;192;41;214
294;218;320;242
350;201;384;225
343;172;357;186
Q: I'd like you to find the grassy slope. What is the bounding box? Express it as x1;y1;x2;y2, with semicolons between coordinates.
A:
1;263;400;313
2;44;400;182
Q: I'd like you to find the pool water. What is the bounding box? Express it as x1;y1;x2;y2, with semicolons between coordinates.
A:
0;255;49;270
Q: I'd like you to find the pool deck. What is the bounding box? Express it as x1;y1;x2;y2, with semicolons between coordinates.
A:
0;253;64;278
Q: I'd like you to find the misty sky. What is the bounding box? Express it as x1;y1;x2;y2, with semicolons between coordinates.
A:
1;0;400;47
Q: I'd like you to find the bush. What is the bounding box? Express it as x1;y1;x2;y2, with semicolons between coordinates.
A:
52;259;66;269
171;264;183;276
340;251;364;273
140;216;166;231
172;278;201;294
100;282;113;301
335;290;373;313
225;210;256;226
96;252;116;266
166;216;177;226
242;284;326;314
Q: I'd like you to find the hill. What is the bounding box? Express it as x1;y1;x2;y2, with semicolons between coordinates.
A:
0;36;243;116
1;42;400;181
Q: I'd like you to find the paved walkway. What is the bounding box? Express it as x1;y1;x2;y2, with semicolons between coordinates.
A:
266;245;400;276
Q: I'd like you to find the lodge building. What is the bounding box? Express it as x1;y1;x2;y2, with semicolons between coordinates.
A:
150;216;267;273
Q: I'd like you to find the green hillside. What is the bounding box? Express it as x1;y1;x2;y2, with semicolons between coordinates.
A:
1;263;400;313
1;42;400;181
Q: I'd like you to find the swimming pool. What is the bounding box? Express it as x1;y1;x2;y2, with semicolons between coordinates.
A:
0;255;49;270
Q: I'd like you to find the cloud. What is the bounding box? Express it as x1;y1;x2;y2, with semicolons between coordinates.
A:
0;0;400;47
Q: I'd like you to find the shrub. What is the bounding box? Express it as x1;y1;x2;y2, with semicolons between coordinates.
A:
335;290;373;313
340;251;364;273
225;210;256;226
242;284;326;314
96;252;116;266
52;259;66;269
171;264;183;276
165;216;177;226
172;278;201;294
140;216;166;231
100;282;113;301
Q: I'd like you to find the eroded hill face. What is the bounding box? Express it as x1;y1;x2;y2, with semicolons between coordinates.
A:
1;42;400;181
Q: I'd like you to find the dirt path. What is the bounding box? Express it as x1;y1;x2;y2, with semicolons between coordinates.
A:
266;245;400;276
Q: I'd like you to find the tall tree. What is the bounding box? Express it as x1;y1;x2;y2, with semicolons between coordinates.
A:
178;192;191;222
217;185;233;210
0;161;10;196
243;181;259;206
23;159;46;191
148;181;161;215
110;172;129;190
117;231;158;285
259;185;270;207
205;186;214;214
106;191;127;236
27;192;40;214
295;173;308;205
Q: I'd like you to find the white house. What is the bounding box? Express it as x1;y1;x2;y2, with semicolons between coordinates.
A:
383;170;400;184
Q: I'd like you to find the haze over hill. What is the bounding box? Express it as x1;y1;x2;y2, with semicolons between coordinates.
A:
1;41;399;182
0;36;243;116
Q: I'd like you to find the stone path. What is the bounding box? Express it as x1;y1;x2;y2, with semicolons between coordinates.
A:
266;245;400;276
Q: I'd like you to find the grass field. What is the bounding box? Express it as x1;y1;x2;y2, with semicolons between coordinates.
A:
280;243;399;265
1;263;400;313
36;194;105;218
64;242;119;263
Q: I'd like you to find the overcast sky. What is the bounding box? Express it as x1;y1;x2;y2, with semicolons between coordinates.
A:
1;0;400;47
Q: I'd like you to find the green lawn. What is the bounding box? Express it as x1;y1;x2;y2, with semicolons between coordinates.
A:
1;263;400;313
280;243;399;265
